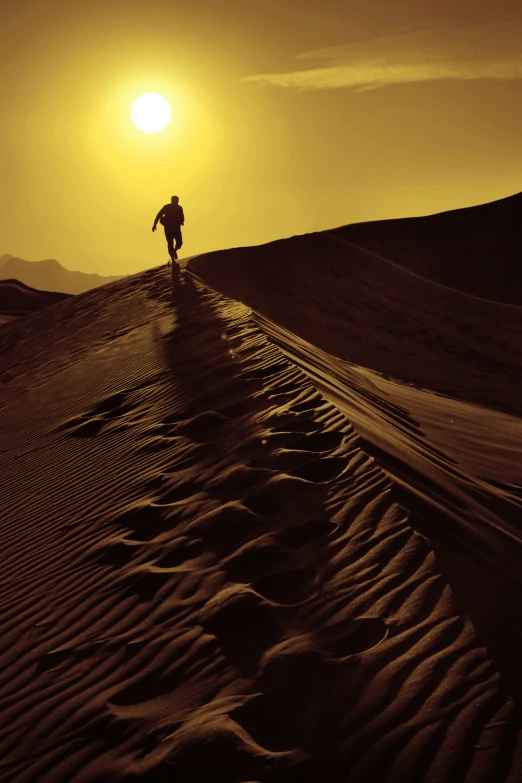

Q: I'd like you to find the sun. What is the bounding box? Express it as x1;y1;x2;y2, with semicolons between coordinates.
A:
131;93;172;133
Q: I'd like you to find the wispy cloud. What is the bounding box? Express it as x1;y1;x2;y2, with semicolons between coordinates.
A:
243;22;522;90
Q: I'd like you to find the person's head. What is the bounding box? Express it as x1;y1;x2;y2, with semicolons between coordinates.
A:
171;195;179;204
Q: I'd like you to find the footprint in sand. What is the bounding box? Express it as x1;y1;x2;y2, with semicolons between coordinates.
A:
257;619;388;684
174;410;229;441
221;534;291;583
290;430;345;453
185;502;266;558
88;535;143;568
57;390;137;437
229;619;388;758
253;567;318;605
314;617;389;658
153;536;207;568
198;586;282;673
243;475;324;518
287;455;346;483
59;414;109;437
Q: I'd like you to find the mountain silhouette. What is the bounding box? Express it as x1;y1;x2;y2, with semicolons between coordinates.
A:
0;255;122;295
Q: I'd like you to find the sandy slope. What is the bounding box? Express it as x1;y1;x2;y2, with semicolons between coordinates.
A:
191;219;522;706
1;266;521;781
0;279;71;320
332;190;522;305
243;309;522;702
190;231;522;417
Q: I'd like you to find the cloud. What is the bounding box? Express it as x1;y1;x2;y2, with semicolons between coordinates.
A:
243;22;522;90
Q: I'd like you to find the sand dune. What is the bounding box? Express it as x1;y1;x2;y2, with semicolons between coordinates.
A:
190;227;522;417
333;190;522;306
190;193;522;712
0;255;122;295
1;259;522;781
0;279;72;322
242;308;522;702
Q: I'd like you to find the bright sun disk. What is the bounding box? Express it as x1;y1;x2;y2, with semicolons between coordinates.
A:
131;93;171;133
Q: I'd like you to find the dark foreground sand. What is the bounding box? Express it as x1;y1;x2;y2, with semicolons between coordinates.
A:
1;214;522;780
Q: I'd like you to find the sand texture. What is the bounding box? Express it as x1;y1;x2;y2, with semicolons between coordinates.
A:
1;259;522;782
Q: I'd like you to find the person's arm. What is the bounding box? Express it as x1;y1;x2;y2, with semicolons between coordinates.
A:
152;206;165;232
180;207;185;226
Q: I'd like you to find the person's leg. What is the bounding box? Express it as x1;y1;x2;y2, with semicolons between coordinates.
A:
165;229;177;261
174;228;183;251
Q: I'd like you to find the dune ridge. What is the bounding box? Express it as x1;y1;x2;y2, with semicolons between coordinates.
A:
1;266;522;781
333;190;522;305
190;228;522;417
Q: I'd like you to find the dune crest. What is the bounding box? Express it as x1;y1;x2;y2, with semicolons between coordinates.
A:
190;216;522;417
333;190;522;305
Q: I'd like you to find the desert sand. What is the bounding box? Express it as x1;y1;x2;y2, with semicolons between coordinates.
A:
0;279;72;326
2;196;522;781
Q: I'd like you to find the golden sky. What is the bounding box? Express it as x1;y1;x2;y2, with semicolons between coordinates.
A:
2;0;522;275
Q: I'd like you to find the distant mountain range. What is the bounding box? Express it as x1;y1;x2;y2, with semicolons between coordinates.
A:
0;255;123;295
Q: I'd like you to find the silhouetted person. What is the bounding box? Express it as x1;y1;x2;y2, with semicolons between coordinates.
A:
152;196;185;263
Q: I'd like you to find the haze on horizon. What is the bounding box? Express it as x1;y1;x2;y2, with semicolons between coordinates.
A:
2;0;522;276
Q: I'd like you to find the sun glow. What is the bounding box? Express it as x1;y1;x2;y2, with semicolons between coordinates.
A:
131;93;172;133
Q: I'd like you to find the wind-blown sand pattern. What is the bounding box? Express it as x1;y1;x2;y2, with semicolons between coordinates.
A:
1;264;522;781
191;221;522;705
